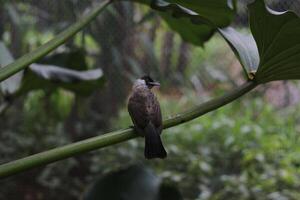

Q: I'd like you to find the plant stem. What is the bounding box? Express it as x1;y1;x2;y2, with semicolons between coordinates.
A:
163;81;257;128
0;0;111;82
0;81;257;178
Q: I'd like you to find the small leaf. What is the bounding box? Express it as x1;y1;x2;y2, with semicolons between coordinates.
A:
249;0;300;83
0;42;23;95
18;64;104;96
219;27;259;77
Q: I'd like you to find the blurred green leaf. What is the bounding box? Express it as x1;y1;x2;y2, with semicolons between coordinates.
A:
132;0;235;46
38;48;88;71
0;42;23;95
249;0;300;83
18;64;104;96
0;44;104;97
158;181;183;200
0;0;110;82
83;165;160;200
83;165;182;200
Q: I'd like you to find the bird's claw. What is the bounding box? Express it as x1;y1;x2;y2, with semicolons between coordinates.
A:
129;125;144;137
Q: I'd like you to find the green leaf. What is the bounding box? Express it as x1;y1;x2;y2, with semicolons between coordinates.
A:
83;166;160;200
249;0;300;83
159;181;183;200
159;13;215;46
0;0;110;83
218;27;259;77
132;0;235;46
0;44;102;97
38;48;88;71
0;42;23;95
153;0;235;26
18;64;104;96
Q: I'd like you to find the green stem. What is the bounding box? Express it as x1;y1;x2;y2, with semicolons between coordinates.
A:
163;81;257;128
0;81;257;178
0;0;111;82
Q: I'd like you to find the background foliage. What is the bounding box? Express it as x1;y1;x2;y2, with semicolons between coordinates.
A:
0;0;300;199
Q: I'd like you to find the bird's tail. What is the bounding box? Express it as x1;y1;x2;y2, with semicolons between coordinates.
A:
144;123;167;159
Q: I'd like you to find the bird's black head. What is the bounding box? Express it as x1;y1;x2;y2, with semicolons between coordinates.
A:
140;75;160;89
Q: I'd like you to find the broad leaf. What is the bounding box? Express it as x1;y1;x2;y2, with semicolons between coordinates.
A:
132;0;235;46
0;42;23;95
0;44;104;97
18;64;104;96
153;0;235;26
249;0;300;83
83;165;182;200
219;27;259;77
83;165;161;200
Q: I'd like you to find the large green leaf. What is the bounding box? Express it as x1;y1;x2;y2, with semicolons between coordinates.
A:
83;165;160;200
153;0;235;26
18;64;104;96
132;0;235;46
218;28;259;77
0;42;23;95
83;165;182;200
249;0;300;83
217;0;300;83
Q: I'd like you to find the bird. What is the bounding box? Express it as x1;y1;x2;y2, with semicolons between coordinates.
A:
128;75;167;159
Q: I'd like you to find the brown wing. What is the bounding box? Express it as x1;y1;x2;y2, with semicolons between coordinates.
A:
146;93;162;133
128;95;149;129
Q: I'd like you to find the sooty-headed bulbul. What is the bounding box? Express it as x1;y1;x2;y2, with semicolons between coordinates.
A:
128;76;167;159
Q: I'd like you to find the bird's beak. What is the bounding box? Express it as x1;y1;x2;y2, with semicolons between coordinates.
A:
149;82;160;87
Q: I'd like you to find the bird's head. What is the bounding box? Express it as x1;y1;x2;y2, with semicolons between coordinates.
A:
139;75;160;89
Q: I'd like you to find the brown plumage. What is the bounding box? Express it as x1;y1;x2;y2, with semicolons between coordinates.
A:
128;76;167;159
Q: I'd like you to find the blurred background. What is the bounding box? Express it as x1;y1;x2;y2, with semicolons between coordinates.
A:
1;0;300;199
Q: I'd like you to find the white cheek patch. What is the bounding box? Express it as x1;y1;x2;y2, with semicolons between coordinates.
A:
136;79;146;85
133;79;148;90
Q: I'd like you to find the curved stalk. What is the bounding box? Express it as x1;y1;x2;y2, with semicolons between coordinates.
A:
0;0;111;82
0;81;257;178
